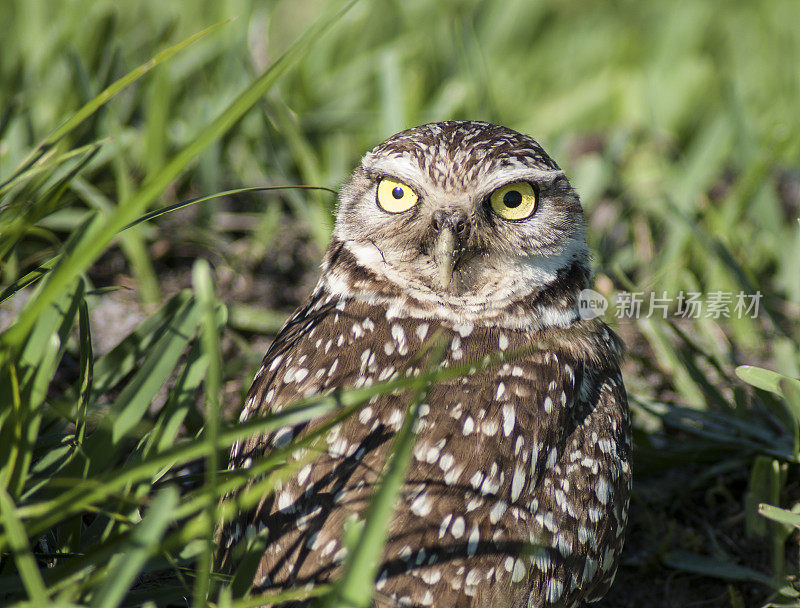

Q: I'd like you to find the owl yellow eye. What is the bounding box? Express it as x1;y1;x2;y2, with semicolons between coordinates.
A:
377;178;419;213
489;181;537;221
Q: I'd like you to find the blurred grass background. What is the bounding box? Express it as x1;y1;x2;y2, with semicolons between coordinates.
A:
0;0;799;606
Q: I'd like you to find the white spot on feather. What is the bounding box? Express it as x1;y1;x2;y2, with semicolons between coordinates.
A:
502;404;515;436
269;355;284;371
462;416;475;435
595;478;611;504
499;333;509;351
450;516;465;538
391;324;408;355
359;406;373;424
438;514;452;538
454;322;474;337
546;579;563;603
511;466;525;502
297;464;312;486
512;558;526;583
466;524;479;556
489;500;508;524
410;493;432;517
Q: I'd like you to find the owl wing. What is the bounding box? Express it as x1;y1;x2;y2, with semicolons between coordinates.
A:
218;290;343;569
524;365;631;607
219;302;631;608
348;326;630;608
217;293;422;590
228;290;352;463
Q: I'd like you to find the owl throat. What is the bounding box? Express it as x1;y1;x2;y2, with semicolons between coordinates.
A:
319;238;591;331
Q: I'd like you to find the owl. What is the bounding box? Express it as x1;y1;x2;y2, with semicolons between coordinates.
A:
218;121;631;608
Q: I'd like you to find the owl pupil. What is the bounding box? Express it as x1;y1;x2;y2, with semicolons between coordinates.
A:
392;186;404;199
503;190;522;208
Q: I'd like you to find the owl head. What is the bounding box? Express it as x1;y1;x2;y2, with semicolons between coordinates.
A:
324;121;591;328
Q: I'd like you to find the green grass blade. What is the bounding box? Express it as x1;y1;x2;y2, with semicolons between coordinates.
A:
76;290;93;446
0;0;358;353
736;365;800;396
139;340;206;460
70;176;161;305
0;22;227;189
227;304;288;335
10;349;502;543
1;277;85;497
1;185;336;303
0;258;59;304
91;291;192;395
321;347;442;608
0;361;23;493
665;552;770;585
9;397;345;544
780;379;800;460
638;317;706;406
191;259;223;607
226;585;331;608
106;293;201;445
32;290;202;491
0;138;110;199
758;503;800;530
0;487;49;605
664;550;796;596
124;185;337;231
89;486;179;608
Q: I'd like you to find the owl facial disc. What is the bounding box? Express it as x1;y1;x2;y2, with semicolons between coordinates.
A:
329;121;592;324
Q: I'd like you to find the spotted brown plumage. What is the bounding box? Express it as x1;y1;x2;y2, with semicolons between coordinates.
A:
217;121;631;608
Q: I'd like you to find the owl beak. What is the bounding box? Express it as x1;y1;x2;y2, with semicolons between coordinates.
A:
432;210;469;291
433;225;458;290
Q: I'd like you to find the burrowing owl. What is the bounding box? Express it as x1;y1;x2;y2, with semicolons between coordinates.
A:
218;121;631;607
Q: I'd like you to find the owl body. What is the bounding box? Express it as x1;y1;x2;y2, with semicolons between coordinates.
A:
219;122;631;608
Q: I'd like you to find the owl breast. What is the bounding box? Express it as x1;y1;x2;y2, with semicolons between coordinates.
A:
220;293;631;608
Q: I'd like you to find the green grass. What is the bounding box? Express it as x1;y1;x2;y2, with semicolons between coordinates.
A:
0;0;799;606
